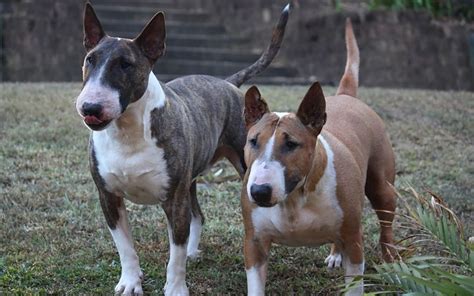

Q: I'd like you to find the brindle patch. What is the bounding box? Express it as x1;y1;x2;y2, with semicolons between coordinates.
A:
149;76;247;244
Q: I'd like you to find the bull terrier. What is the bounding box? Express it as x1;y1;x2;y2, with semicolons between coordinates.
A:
75;2;292;295
241;19;397;295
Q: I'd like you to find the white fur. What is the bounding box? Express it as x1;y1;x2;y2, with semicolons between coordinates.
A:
324;252;342;269
246;133;286;203
351;62;359;85
186;215;202;260
76;57;122;121
165;226;189;296
110;207;143;296
250;135;343;247
246;267;265;296
274;112;289;118
343;259;364;296
92;73;170;205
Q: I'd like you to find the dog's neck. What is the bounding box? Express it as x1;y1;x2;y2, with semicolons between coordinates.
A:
102;72;166;144
305;136;329;193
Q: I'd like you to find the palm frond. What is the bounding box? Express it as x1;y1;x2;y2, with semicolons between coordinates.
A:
363;188;474;294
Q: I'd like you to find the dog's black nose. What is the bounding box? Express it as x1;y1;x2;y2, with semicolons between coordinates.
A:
250;183;272;206
82;102;103;117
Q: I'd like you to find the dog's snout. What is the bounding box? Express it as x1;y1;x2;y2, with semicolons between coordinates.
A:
250;183;272;206
82;102;103;117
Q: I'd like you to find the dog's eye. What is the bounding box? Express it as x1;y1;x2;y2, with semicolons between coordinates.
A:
249;138;258;148
284;140;299;152
86;55;95;66
120;60;133;70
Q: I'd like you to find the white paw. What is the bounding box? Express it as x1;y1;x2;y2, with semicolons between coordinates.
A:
187;249;202;261
164;279;189;296
324;253;342;269
114;270;144;296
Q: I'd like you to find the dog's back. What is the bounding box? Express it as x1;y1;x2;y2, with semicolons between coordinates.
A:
163;75;247;177
323;19;396;262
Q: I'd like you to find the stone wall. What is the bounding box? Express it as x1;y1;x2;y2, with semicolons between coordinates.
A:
202;0;474;90
287;9;474;90
1;0;85;82
1;0;473;90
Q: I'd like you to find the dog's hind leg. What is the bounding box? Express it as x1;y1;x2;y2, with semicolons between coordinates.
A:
365;179;397;262
365;153;397;262
324;243;343;269
211;145;246;179
187;180;203;260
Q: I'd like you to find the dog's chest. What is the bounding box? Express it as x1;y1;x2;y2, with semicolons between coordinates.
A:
93;132;170;205
252;195;343;247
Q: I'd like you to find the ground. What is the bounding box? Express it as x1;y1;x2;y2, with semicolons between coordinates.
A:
0;83;472;294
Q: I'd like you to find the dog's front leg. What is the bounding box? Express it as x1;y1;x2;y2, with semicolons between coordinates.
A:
342;232;364;296
99;191;143;296
162;186;192;296
244;235;271;296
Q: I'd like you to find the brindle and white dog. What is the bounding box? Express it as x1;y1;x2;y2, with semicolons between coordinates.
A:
241;20;397;295
75;2;292;295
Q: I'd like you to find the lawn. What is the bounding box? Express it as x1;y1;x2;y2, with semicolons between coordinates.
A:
0;82;473;294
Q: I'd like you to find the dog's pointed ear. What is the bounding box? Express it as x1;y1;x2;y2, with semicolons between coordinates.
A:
83;2;105;51
296;82;327;135
134;12;166;64
244;86;270;129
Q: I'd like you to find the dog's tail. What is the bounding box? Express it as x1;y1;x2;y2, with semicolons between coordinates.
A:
336;18;359;97
226;3;293;87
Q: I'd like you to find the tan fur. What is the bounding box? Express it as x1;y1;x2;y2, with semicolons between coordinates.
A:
336;19;359;97
241;19;397;294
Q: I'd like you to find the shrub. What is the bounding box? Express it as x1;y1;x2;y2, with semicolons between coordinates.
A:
368;0;474;21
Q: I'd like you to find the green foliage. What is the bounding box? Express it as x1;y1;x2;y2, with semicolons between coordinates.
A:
368;0;474;20
333;0;343;12
362;189;474;294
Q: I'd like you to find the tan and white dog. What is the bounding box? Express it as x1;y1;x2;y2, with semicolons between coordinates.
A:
241;19;397;295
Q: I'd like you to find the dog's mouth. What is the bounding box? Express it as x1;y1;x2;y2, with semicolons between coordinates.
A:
83;116;111;131
254;200;276;208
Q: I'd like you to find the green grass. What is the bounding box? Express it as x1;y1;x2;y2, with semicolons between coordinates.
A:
0;83;472;294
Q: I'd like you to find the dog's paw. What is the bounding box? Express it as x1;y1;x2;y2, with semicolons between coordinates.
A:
115;270;144;296
164;279;189;296
324;253;342;269
187;249;202;261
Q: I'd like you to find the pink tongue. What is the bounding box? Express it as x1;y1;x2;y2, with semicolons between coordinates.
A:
84;115;103;125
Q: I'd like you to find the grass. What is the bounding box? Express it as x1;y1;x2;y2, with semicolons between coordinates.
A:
0;82;473;294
